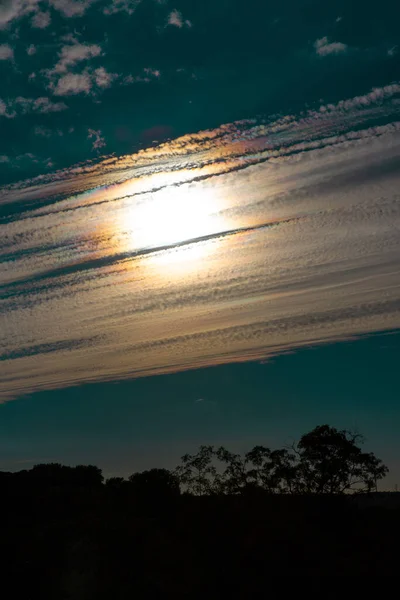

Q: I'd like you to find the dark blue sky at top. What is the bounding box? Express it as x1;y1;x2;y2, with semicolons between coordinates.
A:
0;0;399;183
1;0;400;482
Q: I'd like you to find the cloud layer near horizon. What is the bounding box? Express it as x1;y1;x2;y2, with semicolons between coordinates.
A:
1;84;400;401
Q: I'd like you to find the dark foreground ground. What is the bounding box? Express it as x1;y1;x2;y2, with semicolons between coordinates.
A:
2;483;400;597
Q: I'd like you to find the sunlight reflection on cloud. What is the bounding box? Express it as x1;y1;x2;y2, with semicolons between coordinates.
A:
1;85;400;400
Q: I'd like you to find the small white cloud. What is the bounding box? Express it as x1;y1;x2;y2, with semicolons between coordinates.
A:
0;0;39;30
143;67;160;78
167;9;191;28
34;125;51;137
0;154;10;163
34;125;64;137
0;43;14;61
123;74;134;84
27;44;36;55
51;71;93;95
48;0;95;18
336;16;342;23
87;128;106;150
50;43;102;75
314;36;347;56
0;96;68;117
0;98;15;118
123;68;161;84
45;43;106;95
93;66;118;88
31;10;50;28
104;0;141;15
388;46;397;57
32;96;68;113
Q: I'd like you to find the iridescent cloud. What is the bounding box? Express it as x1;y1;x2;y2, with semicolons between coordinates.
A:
1;84;400;400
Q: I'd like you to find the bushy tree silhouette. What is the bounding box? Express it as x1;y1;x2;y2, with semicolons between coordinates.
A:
174;445;219;495
174;425;388;495
291;424;388;494
129;468;180;499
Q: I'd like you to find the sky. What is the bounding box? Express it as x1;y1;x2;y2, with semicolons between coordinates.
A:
1;0;400;483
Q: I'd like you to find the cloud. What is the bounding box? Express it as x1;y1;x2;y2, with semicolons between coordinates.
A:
31;10;50;28
0;0;39;29
34;125;63;137
0;0;94;28
87;128;106;150
0;154;10;163
123;68;161;84
49;42;102;75
1;83;399;400
27;44;36;55
0;43;14;61
103;0;141;15
44;43;118;96
314;36;347;56
47;0;96;18
50;70;93;95
93;66;118;88
167;9;191;28
50;66;118;96
0;96;68;117
144;67;160;78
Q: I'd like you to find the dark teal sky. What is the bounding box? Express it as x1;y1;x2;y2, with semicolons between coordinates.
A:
1;0;400;182
1;0;400;484
1;331;399;488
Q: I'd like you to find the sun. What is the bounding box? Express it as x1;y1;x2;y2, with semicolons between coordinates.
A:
122;183;224;251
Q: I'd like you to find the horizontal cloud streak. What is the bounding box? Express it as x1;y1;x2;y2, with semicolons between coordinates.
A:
1;84;400;400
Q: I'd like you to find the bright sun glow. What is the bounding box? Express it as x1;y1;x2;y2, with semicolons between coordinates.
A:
111;180;229;278
122;184;224;251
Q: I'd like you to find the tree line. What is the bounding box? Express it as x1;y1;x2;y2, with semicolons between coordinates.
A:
1;425;388;496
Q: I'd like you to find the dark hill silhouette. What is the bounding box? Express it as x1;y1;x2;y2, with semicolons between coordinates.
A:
1;425;397;597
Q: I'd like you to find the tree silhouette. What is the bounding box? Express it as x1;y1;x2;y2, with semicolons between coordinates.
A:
128;468;180;499
246;447;297;493
30;463;103;487
292;424;388;494
215;446;248;493
174;445;219;495
174;425;388;495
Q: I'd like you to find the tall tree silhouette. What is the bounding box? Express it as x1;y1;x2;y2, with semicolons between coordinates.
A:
292;424;388;494
174;445;219;495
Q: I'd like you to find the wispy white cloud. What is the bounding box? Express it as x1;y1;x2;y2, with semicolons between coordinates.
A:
0;96;68;118
44;43;118;96
47;0;96;18
123;68;160;84
103;0;141;15
0;0;95;29
49;66;118;96
50;70;93;95
314;36;347;56
88;128;106;150
167;9;192;28
31;10;51;28
0;0;39;29
27;44;36;55
49;42;102;75
93;66;118;88
0;84;399;400
0;43;14;61
34;125;64;137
